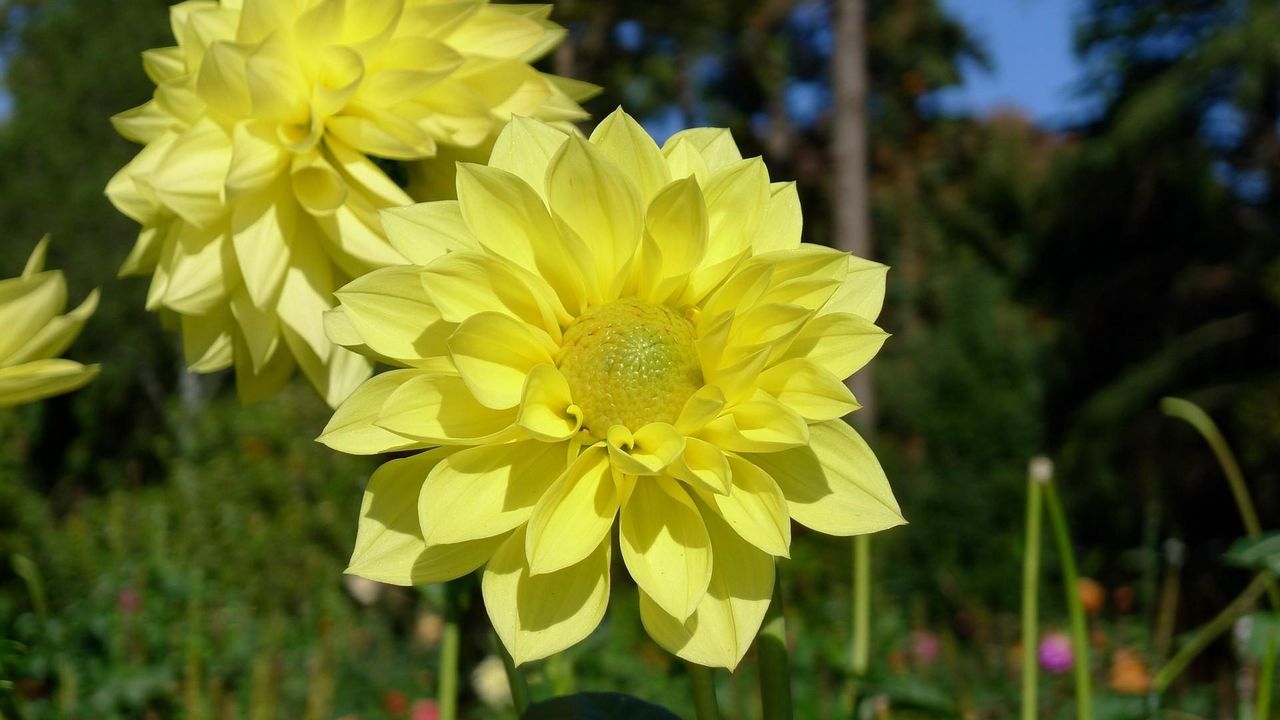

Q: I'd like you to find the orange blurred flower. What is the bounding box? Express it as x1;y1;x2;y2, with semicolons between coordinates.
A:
1109;648;1152;695
1078;578;1106;616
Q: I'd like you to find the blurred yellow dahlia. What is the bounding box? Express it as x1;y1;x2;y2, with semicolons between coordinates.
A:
323;109;904;668
0;237;99;408
107;0;594;405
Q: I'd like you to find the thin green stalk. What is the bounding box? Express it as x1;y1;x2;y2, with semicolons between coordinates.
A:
439;583;462;720
1021;459;1046;720
758;576;793;720
499;642;530;716
686;663;722;720
1161;398;1280;609
1042;481;1093;720
1153;573;1271;694
850;534;870;714
1258;634;1276;720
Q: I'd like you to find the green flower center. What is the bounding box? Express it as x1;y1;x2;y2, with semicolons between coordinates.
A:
557;298;702;436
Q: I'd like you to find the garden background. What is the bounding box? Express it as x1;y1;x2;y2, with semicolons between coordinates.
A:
0;0;1277;717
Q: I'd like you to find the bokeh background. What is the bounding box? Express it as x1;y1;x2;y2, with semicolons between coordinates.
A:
0;0;1278;717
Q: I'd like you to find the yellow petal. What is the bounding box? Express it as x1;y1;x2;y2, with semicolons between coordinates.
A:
758;358;860;422
421;251;560;334
379;200;480;265
700;158;769;270
517;364;583;442
664;127;743;174
547;136;643;300
230;185;296;308
274;224;335;363
181;308;234;373
0;271;66;362
319;369;433;455
455;163;589;316
620;476;711;621
449;311;555;410
233;335;295;404
0;359;99;408
781;312;888;379
639;504;773;669
220;119;294;204
483;525;611;665
3;289;98;367
606;422;685;476
642;177;708;302
675;385;726;435
420;440;567;545
696;456;790;557
336;265;444;363
590;108;671;202
487;115;569;199
229;287;281;372
151;117;233;228
160;222;229;316
196;39;252;119
524;446;617;575
746;420;904;536
376;373;517;445
698;391;809;453
445;5;551;59
753;182;802;253
670;438;732;496
822;256;889;322
291;152;348;216
347;449;507;586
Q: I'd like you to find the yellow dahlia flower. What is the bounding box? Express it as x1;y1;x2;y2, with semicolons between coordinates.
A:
106;0;593;406
0;237;99;408
322;109;904;668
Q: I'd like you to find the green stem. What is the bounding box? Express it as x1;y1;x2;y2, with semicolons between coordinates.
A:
686;663;722;720
1152;572;1271;694
759;575;793;720
850;534;870;714
1258;634;1276;720
1021;459;1046;720
439;583;462;720
498;643;530;717
1161;398;1280;609
1042;481;1093;720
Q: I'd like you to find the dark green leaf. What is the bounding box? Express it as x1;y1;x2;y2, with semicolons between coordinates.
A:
521;692;681;720
1224;532;1280;574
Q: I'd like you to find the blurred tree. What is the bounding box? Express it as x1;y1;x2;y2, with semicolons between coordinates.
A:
1029;0;1280;573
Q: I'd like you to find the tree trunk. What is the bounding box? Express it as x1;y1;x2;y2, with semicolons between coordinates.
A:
832;0;876;428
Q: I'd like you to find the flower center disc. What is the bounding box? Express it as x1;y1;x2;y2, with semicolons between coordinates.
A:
557;298;702;436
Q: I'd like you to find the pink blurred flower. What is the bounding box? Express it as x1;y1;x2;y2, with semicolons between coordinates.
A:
411;700;440;720
118;589;140;615
909;630;940;666
1038;632;1074;674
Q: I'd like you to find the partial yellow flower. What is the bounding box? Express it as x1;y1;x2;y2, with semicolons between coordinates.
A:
106;0;595;406
323;109;904;669
0;237;99;408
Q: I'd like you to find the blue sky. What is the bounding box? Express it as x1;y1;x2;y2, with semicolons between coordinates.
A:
933;0;1094;126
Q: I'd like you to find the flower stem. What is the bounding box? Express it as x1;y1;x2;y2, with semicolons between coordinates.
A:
1152;572;1271;694
1042;480;1093;720
1021;459;1046;720
1161;398;1280;608
759;575;793;720
439;582;462;720
850;534;871;714
686;663;721;720
499;643;530;716
1258;634;1276;720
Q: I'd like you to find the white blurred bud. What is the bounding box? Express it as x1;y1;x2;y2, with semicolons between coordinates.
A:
471;655;512;707
343;575;383;606
1029;456;1054;484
